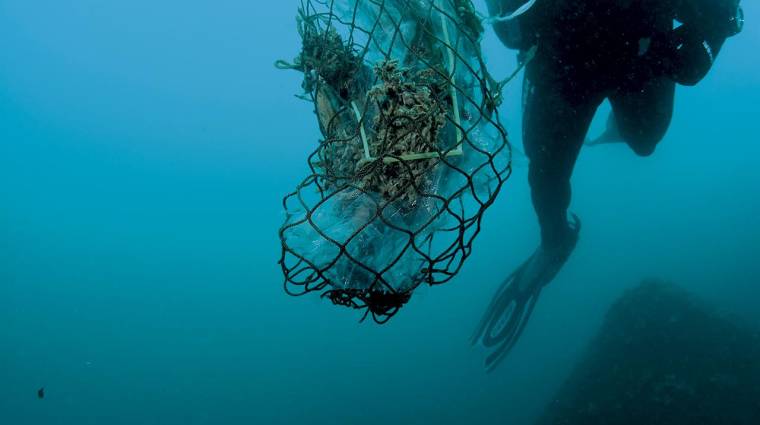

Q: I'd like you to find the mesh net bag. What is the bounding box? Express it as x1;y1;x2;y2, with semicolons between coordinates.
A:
277;0;513;323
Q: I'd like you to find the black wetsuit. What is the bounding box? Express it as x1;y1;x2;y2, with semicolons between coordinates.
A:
489;0;742;248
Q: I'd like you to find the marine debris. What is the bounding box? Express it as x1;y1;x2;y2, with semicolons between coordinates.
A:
277;0;512;322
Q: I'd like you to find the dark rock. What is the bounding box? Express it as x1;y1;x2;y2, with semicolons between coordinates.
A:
536;279;760;425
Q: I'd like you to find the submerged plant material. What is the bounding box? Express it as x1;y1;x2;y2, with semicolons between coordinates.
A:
362;60;448;205
277;0;513;322
289;10;364;99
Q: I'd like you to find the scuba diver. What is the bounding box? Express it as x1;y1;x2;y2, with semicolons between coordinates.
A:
472;0;744;370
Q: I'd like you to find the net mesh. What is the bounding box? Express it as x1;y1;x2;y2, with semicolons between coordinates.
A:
277;0;513;323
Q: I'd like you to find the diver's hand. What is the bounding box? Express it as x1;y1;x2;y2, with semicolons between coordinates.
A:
652;2;743;86
671;38;719;86
643;25;719;86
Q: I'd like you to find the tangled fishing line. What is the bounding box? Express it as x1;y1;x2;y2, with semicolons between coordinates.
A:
277;0;520;323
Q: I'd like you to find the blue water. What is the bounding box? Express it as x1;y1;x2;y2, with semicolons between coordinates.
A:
2;1;758;424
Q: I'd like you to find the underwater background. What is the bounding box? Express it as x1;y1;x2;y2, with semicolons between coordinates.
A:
1;1;758;424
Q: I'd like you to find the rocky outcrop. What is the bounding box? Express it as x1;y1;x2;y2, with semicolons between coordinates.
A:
537;280;760;425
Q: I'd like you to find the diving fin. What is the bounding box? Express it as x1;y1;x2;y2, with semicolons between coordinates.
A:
472;215;581;371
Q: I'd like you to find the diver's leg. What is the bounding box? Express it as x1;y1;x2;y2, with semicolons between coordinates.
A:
522;73;600;250
471;75;598;365
608;76;676;157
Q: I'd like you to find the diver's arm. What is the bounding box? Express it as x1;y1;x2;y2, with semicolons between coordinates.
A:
667;0;743;85
485;0;532;50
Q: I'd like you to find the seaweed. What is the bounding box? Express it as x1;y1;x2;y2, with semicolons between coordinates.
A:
361;60;448;205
